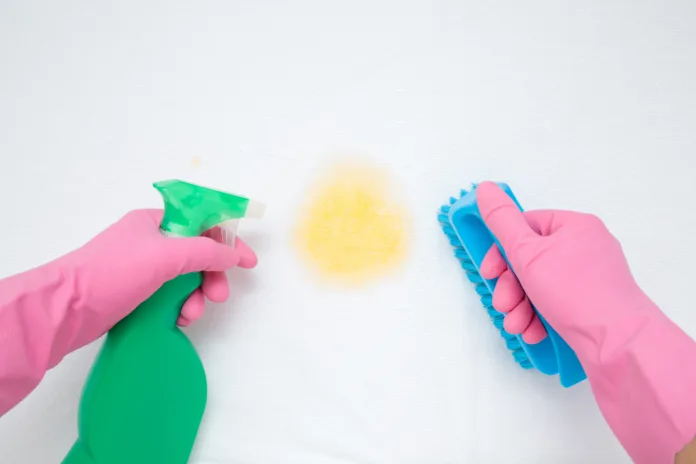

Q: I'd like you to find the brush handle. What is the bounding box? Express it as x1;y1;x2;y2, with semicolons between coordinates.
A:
448;183;586;387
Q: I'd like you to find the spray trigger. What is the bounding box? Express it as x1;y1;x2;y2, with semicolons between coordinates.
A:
218;199;265;247
219;220;240;247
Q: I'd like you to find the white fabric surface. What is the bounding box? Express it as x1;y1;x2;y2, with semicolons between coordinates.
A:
1;1;695;462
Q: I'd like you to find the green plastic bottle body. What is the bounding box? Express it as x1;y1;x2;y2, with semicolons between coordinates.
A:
63;273;207;464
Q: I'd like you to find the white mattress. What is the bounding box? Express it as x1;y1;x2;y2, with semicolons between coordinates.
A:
1;1;695;462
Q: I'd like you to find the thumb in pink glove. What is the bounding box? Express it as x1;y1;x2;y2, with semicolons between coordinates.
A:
0;209;256;416
475;181;696;464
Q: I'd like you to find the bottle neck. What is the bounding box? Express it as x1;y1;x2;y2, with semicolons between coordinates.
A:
113;273;203;333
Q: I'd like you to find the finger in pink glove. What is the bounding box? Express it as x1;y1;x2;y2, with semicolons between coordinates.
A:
178;226;257;326
481;247;545;343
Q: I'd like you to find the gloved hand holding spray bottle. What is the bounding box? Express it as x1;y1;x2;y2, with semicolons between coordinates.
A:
62;179;265;464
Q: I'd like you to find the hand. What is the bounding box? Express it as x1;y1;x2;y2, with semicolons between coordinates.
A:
476;181;649;348
476;182;696;462
64;209;257;347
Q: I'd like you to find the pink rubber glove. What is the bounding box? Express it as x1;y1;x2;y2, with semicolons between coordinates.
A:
0;209;256;417
476;181;696;463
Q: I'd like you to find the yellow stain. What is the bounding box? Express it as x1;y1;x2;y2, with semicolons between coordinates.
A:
294;161;408;286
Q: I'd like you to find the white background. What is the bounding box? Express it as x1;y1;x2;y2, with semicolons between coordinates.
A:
1;1;695;462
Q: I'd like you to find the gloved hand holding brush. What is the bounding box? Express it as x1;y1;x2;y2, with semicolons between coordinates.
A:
0;209;257;417
476;181;696;464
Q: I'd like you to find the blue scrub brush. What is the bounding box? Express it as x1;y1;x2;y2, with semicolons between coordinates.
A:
438;182;586;387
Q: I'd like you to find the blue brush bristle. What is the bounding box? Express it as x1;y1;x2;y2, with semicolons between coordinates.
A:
438;189;533;370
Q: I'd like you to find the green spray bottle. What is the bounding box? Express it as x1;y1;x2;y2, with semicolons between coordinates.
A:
63;179;264;464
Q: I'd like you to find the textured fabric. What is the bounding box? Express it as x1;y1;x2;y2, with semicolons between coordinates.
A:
477;181;696;463
0;209;256;417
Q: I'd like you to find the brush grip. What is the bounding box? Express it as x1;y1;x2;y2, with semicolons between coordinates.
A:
448;183;586;387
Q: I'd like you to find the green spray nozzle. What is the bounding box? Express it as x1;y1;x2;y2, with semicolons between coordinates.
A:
153;179;265;238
